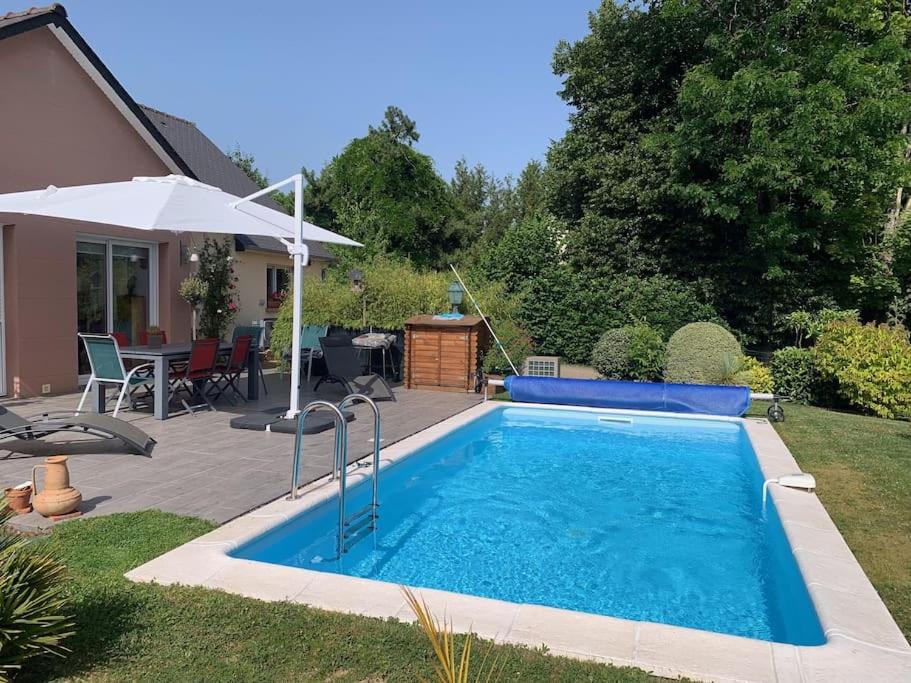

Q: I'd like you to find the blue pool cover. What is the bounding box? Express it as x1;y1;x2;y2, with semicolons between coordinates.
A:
503;376;751;417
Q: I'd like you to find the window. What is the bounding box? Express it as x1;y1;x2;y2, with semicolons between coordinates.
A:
76;238;158;375
266;265;290;309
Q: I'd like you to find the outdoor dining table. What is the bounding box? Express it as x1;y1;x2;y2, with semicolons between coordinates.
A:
90;341;260;420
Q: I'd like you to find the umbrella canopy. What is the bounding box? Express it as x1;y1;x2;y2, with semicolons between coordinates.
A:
0;174;360;245
0;173;362;420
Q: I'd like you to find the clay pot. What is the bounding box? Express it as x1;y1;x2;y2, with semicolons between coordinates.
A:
32;456;82;518
4;485;32;515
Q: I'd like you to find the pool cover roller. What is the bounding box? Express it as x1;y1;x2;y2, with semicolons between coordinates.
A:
503;376;751;417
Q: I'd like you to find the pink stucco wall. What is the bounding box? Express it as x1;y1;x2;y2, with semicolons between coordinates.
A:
0;27;193;397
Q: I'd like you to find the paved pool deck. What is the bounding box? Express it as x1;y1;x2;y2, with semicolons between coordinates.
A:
0;372;480;529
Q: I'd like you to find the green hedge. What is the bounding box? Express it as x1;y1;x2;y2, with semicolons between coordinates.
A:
269;258;530;372
519;269;720;364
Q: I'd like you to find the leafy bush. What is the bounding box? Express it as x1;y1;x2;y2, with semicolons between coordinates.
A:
771;347;822;403
0;498;73;679
591;325;665;381
778;308;859;347
731;355;773;393
815;322;911;419
664;322;743;384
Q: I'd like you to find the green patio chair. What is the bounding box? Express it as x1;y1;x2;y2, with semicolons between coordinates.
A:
282;324;328;383
232;324;268;394
300;324;328;382
76;334;155;418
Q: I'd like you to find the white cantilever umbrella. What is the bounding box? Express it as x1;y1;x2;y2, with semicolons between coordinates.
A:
0;173;361;417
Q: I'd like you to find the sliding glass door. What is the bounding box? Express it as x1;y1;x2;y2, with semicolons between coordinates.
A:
76;238;157;375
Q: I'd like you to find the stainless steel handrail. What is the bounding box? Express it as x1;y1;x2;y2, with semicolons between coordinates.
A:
337;394;381;540
287;395;381;557
287;401;348;502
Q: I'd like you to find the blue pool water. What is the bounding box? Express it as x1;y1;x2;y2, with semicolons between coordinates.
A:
234;406;825;645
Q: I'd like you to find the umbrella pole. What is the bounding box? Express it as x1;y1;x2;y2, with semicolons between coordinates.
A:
287;173;307;418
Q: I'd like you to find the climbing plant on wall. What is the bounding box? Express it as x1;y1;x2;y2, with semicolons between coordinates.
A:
196;237;238;340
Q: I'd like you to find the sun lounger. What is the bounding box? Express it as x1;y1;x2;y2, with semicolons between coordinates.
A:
0;406;155;455
313;336;396;401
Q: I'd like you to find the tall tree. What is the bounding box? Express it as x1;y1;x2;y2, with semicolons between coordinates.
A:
549;0;911;338
369;105;420;146
227;146;294;214
304;108;458;268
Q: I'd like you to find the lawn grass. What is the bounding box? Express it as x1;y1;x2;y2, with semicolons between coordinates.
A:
23;512;660;682
748;401;911;639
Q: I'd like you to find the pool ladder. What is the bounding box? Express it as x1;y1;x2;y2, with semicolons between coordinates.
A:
287;394;381;557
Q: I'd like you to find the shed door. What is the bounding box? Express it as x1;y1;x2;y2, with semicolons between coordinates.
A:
410;328;442;386
439;329;469;388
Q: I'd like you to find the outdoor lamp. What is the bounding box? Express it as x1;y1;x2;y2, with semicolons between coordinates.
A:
448;281;464;313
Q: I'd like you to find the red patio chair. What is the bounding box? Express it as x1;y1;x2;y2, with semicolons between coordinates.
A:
138;329;168;345
111;331;129;347
169;338;220;414
210;335;252;404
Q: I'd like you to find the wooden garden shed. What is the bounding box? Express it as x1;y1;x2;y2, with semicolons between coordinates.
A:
404;315;490;392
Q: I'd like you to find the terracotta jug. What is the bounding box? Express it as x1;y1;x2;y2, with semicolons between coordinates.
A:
32;456;82;517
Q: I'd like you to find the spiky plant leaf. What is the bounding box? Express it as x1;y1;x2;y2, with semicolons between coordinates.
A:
0;497;74;681
402;587;503;683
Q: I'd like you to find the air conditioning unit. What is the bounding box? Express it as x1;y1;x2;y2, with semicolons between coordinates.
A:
523;356;560;378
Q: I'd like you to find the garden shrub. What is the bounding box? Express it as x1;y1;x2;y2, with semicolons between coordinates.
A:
592;325;665;381
778;308;859;347
771;347;821;403
591;328;631;379
814;321;911;419
626;325;666;380
0;498;73;679
664;322;743;384
731;355;773;393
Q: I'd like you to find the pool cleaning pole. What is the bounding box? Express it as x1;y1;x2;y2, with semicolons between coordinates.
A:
449;264;520;376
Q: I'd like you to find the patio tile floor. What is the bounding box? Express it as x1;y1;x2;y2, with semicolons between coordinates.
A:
1;372;480;530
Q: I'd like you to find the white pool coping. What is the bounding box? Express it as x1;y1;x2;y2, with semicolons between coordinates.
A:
126;402;911;682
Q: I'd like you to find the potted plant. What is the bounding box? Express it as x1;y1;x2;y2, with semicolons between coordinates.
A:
146;325;164;348
179;274;208;340
4;484;32;515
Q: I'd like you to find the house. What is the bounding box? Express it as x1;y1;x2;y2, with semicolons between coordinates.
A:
0;4;332;398
138;106;334;329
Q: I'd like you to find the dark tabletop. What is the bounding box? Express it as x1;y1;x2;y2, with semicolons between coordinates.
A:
120;342;231;357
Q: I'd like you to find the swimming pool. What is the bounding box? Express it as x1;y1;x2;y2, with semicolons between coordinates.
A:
232;405;824;646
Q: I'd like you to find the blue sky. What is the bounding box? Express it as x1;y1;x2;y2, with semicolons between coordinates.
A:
47;1;598;182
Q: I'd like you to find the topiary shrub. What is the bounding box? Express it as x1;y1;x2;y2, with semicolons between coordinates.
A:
814;321;911;419
591;325;665;381
731;355;773;393
0;497;74;678
664;322;743;384
771;347;821;403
